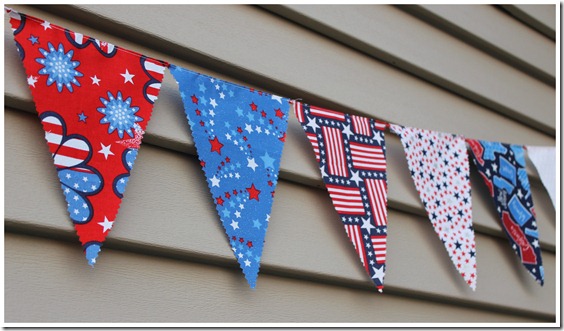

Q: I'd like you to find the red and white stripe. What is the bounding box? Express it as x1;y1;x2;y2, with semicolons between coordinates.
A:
371;235;387;264
306;133;320;162
351;115;371;136
95;39;115;55
326;185;365;215
365;179;388;226
322;126;349;177
143;59;166;102
350;142;386;171
41;116;90;169
8;9;22;32
373;120;388;132
293;101;305;124
69;31;89;45
309;105;345;121
344;224;368;271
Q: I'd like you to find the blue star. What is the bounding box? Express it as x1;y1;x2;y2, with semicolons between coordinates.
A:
260;152;276;169
247;112;255;122
228;90;234;97
470;250;476;258
235;107;244;117
200;96;208;106
222;209;231;218
224;121;231;129
28;34;39;45
455;241;462;250
258;118;265;125
198;83;207;93
78;112;88;122
253;219;262;229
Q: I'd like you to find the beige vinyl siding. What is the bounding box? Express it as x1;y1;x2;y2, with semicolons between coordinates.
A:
4;4;557;323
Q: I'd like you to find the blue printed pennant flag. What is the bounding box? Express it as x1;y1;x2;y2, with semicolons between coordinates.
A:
467;139;544;285
170;65;290;288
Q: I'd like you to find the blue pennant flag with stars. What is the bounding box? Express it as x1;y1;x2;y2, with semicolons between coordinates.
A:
170;65;290;288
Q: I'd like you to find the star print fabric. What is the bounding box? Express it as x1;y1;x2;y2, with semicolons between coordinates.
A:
294;102;389;292
467;139;544;285
390;124;477;290
7;8;167;265
170;65;290;288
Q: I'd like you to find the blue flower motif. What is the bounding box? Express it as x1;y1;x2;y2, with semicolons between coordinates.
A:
97;91;142;139
35;42;82;92
113;149;138;198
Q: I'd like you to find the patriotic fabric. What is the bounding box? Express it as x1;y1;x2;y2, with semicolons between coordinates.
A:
526;146;557;209
390;124;477;290
467;139;544;285
7;8;166;265
170;65;290;288
294;102;389;292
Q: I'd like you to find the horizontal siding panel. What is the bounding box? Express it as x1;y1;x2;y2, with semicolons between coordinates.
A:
260;4;555;134
4;109;555;317
501;4;556;39
5;233;550;323
401;5;555;83
9;5;556;142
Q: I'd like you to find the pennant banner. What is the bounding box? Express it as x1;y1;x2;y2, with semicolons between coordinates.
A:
467;140;544;285
526;146;556;209
295;102;389;292
7;8;167;265
170;65;290;288
390;124;477;290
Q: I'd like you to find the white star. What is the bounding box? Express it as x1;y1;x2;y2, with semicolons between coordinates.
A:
350;170;363;186
120;69;135;84
230;220;239;230
98;143;114;160
371;265;385;282
532;239;539;248
209;109;216;117
210;175;220;187
517;189;523;199
219;92;225;99
247;157;258;171
210;98;218;108
271;95;283;103
319;165;328;178
306;116;320;131
361;217;376;232
238;253;244;259
492;162;498;172
40;20;51;30
98;216;114;233
244;259;252;267
27;75;38;87
234;210;241;218
91;75;101;86
341;124;353;139
373;130;384;145
245;124;254;133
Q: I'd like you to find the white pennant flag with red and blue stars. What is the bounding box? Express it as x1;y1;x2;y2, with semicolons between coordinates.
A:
170;65;290;288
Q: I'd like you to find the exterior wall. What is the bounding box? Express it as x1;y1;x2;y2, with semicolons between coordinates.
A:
4;4;557;324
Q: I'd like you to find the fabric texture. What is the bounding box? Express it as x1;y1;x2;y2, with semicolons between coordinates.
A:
390;124;477;290
7;8;166;265
526;146;557;209
467;139;544;285
295;102;389;292
170;65;290;288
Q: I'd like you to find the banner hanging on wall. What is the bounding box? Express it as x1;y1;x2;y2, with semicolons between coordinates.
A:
295;102;390;292
170;65;290;288
390;124;477;290
7;8;167;265
526;146;557;209
467;140;544;285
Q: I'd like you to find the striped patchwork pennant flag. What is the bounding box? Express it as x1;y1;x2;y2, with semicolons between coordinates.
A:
467;139;544;285
170;65;290;288
390;124;477;290
294;102;389;292
6;8;167;265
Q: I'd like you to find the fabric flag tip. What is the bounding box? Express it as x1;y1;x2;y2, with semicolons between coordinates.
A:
84;242;102;267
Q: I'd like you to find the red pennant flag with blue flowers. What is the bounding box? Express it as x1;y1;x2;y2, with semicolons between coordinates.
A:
7;8;167;265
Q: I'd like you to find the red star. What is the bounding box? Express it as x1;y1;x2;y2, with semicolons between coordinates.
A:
269;119;274;125
250;102;258;111
199;120;205;126
247;241;253;248
191;94;199;104
195;109;201;116
239;237;245;243
233;189;238;196
275;108;284;118
267;180;273;187
237;127;243;133
225;157;231;163
216;196;225;206
261;110;267;118
246;183;261;201
209;137;224;155
279;132;286;142
232;236;236;241
225;192;231;199
200;160;206;167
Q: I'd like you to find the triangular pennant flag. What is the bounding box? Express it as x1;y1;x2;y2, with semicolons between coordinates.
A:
526;146;557;209
467;139;544;285
7;8;167;265
390;124;477;290
294;102;389;292
169;65;290;288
